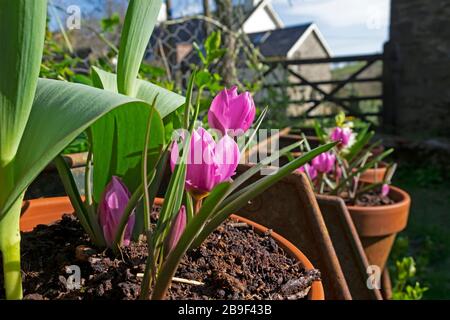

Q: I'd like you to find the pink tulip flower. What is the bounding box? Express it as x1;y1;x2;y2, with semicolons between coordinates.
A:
166;205;187;253
170;127;240;195
208;86;256;136
298;163;318;180
330;127;353;147
381;184;390;197
98;176;135;247
312;152;336;173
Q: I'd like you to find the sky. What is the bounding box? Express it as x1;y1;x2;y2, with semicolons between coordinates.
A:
52;0;391;57
171;0;390;56
270;0;391;56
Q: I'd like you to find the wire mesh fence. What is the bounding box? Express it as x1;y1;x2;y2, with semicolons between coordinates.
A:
144;13;266;90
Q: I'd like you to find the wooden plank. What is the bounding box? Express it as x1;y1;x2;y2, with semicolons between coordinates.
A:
299;113;382;120
287;96;383;104
264;54;383;66
302;59;378;116
263;77;383;88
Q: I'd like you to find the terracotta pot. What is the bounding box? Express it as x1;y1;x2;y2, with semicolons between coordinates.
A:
20;196;324;300
359;162;387;183
346;185;411;270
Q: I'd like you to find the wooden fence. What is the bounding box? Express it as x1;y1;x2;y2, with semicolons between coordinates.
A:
261;53;384;124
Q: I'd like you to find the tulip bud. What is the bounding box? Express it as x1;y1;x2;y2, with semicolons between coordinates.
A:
298;163;318;180
312;152;336;173
208;86;256;136
166;206;187;253
98;176;135;248
381;184;390;197
170;127;240;195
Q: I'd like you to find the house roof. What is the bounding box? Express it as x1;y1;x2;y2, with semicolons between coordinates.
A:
241;0;284;31
248;23;312;57
248;22;332;58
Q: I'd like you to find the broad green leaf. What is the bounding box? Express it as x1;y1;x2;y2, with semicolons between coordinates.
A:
92;67;185;118
0;0;47;165
91;66;118;92
136;80;185;118
90;66;183;200
0;79;156;218
117;0;163;96
90;102;165;202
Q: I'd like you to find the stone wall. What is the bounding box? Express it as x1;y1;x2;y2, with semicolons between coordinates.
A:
384;0;450;137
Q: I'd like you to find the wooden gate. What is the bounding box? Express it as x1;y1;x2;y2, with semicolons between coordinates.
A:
261;54;384;124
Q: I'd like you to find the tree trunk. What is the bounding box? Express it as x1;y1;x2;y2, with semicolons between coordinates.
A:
166;0;173;20
215;0;238;87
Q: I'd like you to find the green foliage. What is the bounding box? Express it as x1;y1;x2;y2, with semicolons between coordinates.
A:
62;133;89;154
194;31;227;67
396;165;445;187
101;13;121;33
192;31;226;118
391;257;428;300
306;116;394;200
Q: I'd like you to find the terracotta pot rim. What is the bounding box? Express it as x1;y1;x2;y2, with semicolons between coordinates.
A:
346;185;411;237
21;196;324;300
346;185;411;212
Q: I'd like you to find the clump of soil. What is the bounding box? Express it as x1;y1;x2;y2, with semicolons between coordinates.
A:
0;214;320;300
353;190;396;207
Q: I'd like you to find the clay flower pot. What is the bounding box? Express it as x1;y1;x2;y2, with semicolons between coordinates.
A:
346;185;411;270
359;162;387;183
20;196;324;300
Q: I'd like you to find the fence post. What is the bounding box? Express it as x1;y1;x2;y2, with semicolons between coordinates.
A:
382;41;397;134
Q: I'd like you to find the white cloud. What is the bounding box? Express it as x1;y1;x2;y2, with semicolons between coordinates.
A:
272;0;390;28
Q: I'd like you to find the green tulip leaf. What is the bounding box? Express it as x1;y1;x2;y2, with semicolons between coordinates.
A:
0;79;156;218
0;0;47;165
117;0;163;96
92;66;185;118
90;98;165;202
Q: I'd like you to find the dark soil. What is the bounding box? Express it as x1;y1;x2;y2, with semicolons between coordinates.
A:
352;190;396;207
0;214;320;300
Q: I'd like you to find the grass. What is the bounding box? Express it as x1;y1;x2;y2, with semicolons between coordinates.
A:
390;165;450;299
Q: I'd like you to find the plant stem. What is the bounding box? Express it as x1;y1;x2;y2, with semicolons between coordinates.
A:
193;198;203;215
84;129;94;207
0;193;24;300
139;230;156;300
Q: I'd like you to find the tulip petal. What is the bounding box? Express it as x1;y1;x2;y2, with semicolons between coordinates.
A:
208;87;256;135
98;176;135;248
166;205;187;253
214;135;240;182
